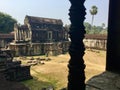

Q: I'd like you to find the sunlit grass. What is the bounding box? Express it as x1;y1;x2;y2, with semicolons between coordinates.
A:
21;49;106;90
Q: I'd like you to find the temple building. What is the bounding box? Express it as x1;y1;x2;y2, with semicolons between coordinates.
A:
84;34;107;50
9;15;69;56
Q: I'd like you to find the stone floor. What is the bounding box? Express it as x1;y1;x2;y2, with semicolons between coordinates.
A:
86;71;120;90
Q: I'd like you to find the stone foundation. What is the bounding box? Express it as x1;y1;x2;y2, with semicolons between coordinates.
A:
9;41;70;56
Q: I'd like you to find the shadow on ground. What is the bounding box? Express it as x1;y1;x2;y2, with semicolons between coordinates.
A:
0;72;55;90
21;76;55;90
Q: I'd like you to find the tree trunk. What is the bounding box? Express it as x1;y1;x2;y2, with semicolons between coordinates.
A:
91;15;94;29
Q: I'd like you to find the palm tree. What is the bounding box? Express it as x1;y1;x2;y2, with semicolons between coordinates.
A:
90;5;98;27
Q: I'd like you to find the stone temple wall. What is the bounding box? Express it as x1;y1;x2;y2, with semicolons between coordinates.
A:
9;41;70;56
9;38;107;57
83;38;107;50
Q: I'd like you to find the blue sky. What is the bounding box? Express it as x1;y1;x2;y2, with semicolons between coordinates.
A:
0;0;109;26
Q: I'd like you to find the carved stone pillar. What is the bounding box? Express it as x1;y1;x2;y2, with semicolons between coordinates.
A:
106;0;120;73
17;30;19;41
27;24;32;41
27;30;30;40
19;30;21;41
21;30;23;40
68;0;86;90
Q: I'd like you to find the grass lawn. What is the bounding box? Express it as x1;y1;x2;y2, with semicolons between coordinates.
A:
20;49;106;90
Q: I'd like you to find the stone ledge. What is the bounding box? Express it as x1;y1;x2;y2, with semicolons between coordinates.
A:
86;71;120;90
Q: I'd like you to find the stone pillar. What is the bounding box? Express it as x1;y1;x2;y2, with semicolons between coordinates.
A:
17;30;19;41
67;0;86;90
106;0;120;73
22;30;25;40
20;30;22;41
18;30;21;41
21;30;23;40
16;29;19;41
24;30;27;40
27;30;29;40
14;24;18;41
14;29;17;41
27;24;31;41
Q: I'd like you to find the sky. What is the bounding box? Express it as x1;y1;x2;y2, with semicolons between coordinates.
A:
0;0;109;26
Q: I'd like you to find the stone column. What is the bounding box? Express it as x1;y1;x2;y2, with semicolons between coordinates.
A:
17;29;19;41
27;30;29;40
67;0;86;90
17;30;19;41
27;24;31;41
14;30;17;41
19;30;21;41
106;0;120;73
21;30;23;40
22;30;24;40
14;24;18;41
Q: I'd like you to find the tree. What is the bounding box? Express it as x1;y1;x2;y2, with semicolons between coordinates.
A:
84;22;91;34
90;5;98;27
84;22;107;34
0;12;17;33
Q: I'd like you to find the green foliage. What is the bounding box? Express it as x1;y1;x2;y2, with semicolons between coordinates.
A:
84;22;107;34
64;22;107;34
84;22;91;34
0;12;17;33
90;5;98;26
21;77;54;90
90;5;98;15
21;68;58;90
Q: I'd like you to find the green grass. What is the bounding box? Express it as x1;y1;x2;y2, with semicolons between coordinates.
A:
21;78;52;90
20;49;106;90
21;68;58;90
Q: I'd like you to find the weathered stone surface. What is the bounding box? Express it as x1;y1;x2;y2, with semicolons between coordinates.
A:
5;65;32;81
86;71;120;90
9;15;70;56
0;49;32;81
116;78;120;89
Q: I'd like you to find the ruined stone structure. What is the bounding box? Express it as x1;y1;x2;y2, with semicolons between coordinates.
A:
0;32;107;57
0;33;14;48
9;15;69;56
84;34;107;50
0;49;32;81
